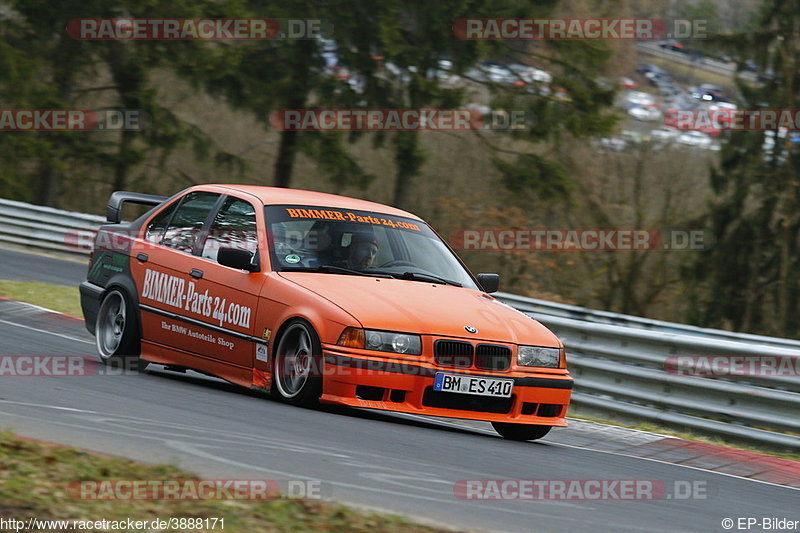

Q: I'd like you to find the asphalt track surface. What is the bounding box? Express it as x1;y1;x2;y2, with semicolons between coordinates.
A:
0;246;87;286
0;248;798;532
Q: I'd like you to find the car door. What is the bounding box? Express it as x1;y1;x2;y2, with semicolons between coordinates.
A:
131;190;264;384
193;193;266;374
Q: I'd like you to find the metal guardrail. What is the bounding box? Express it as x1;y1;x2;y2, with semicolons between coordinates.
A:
536;316;800;450
1;198;799;450
0;198;103;257
500;288;800;450
496;292;800;350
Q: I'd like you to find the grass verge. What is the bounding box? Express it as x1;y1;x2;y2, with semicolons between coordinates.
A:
0;280;83;318
0;430;447;533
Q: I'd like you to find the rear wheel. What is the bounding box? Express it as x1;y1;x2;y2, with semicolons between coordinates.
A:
95;289;148;371
491;422;552;441
271;320;323;406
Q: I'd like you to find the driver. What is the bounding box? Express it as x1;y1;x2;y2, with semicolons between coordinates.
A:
345;232;379;270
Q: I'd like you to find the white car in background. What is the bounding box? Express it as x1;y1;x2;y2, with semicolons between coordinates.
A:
508;63;552;84
709;101;737;111
628;105;661;121
649;127;680;146
624;90;656;107
530;68;552;83
677;130;713;149
427;59;461;84
594;137;627;152
475;63;515;84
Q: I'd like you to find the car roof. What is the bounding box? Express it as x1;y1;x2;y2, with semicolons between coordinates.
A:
192;184;423;221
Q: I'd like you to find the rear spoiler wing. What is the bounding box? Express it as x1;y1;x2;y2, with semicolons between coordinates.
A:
106;191;168;223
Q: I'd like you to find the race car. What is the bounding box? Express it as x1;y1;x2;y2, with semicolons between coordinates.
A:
80;185;572;440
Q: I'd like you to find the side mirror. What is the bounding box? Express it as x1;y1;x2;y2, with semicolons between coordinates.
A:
477;273;500;293
218;248;259;272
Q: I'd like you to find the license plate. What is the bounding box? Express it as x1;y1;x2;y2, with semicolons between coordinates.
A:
433;372;513;398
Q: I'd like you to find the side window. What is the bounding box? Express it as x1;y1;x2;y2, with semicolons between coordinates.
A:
202;197;259;262
144;200;179;244
159;191;221;254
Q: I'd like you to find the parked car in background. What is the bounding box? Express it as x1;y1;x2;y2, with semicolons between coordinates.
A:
594;137;627;152
690;83;724;102
628;105;661;122
624;90;656;107
479;62;515;84
647;72;672;87
658;83;681;97
677;130;713;149
509;63;553;85
427;59;461;84
636;63;665;76
649;127;680;147
659;39;685;52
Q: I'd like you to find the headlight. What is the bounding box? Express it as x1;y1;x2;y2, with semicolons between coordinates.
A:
337;328;422;355
365;330;422;355
518;346;563;368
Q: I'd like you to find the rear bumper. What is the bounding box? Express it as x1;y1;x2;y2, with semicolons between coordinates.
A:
320;350;572;425
79;281;104;335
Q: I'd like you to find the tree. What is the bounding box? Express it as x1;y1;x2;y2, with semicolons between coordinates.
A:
181;0;374;191
0;0;245;206
687;0;800;336
325;0;619;208
0;2;99;205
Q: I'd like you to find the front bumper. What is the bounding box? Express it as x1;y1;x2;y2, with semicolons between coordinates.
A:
320;349;572;425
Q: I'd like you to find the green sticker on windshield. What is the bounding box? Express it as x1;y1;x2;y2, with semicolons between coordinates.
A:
285;254;301;264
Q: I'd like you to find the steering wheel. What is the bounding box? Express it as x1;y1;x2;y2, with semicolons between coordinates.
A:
379;259;416;268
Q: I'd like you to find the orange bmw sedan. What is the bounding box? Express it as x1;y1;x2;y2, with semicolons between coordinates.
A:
80;185;572;440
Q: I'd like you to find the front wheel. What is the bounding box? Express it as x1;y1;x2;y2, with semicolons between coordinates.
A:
95;289;148;371
271;320;323;406
491;422;552;441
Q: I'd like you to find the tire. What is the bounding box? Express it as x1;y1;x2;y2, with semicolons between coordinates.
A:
95;289;148;372
491;422;552;441
271;320;323;406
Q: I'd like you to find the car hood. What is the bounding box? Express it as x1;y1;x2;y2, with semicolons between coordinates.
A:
278;272;561;346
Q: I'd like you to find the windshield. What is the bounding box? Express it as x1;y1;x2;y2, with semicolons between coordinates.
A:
265;205;479;290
